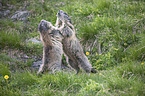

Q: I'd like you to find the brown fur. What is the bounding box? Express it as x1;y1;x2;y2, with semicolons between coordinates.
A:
37;19;63;74
55;10;97;73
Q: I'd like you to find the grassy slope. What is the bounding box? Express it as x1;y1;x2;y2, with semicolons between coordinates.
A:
0;0;145;95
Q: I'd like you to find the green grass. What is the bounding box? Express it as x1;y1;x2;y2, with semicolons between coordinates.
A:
0;61;144;96
0;0;145;95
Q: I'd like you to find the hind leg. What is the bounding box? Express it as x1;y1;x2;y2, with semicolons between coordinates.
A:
68;59;80;74
37;64;47;75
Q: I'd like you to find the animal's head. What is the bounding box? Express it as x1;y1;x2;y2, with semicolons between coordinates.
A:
38;19;52;34
38;19;54;45
56;10;71;24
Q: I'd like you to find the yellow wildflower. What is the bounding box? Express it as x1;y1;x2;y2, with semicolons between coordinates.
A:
114;48;118;51
4;75;9;79
32;42;33;44
141;63;144;65
96;53;98;56
124;43;127;46
99;73;101;75
86;52;89;55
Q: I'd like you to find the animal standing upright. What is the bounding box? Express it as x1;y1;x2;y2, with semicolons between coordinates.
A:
55;10;97;73
37;19;64;74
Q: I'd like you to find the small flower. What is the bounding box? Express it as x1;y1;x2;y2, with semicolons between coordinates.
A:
141;63;144;65
99;73;101;75
124;43;127;46
86;52;89;55
96;61;99;63
0;75;2;77
32;42;33;44
96;53;98;56
99;54;101;55
4;75;9;79
114;48;118;51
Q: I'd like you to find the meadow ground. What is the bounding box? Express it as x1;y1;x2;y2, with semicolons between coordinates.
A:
0;0;145;95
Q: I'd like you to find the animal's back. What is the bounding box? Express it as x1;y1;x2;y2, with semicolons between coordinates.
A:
62;27;93;73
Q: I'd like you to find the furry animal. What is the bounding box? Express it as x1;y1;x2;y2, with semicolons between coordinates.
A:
37;19;64;74
55;10;97;73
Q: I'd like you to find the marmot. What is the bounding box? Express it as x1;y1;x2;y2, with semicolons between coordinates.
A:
55;10;97;73
37;19;64;74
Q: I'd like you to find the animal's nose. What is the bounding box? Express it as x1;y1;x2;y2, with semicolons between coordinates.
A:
39;21;45;28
